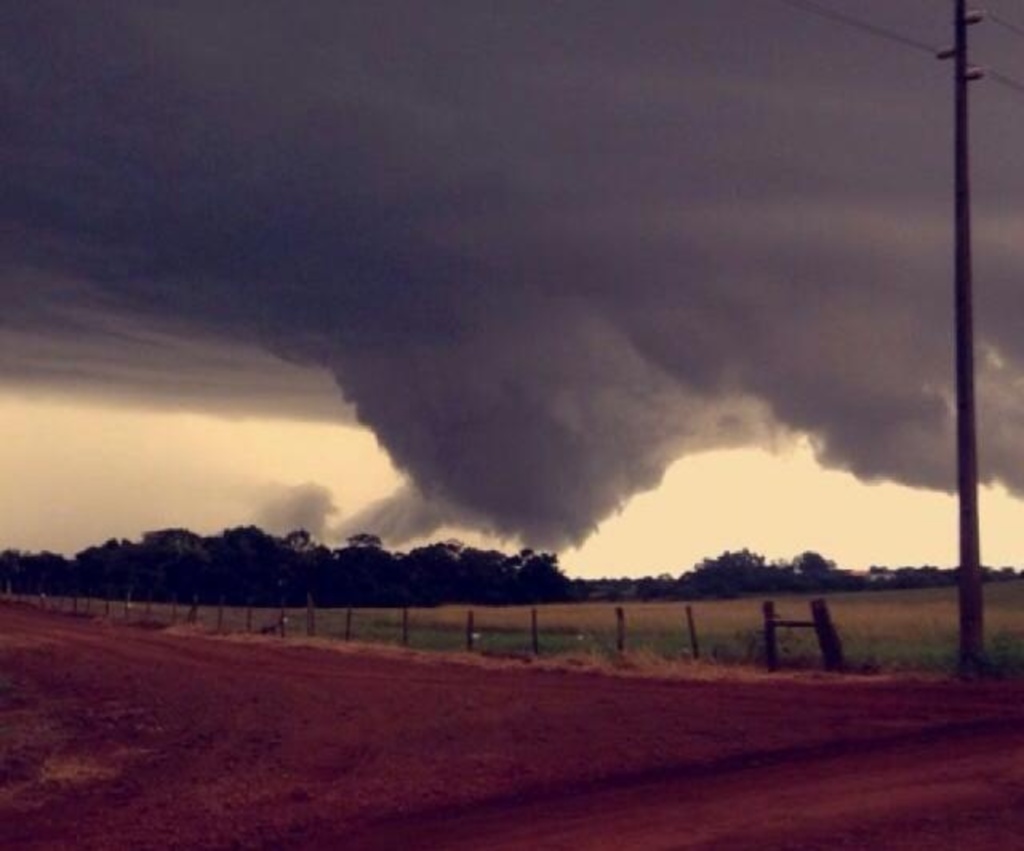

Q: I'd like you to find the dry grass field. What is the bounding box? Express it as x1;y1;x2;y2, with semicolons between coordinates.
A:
298;581;1024;673
21;579;1024;675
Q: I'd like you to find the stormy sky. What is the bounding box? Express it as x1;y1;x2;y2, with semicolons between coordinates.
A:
4;2;1024;554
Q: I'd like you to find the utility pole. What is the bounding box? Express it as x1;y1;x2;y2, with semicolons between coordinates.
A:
939;2;985;672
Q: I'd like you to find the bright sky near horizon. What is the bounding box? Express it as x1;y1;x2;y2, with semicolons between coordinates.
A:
4;389;1022;577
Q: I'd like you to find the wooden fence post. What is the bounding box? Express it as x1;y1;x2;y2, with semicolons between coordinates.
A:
279;598;287;638
104;597;111;618
306;592;316;637
217;596;225;633
615;606;626;654
402;607;409;646
345;607;353;642
72;595;78;615
685;605;700;660
187;594;199;624
763;601;778;672
531;607;540;656
123;590;131;620
810;599;844;672
145;593;152;619
466;609;475;652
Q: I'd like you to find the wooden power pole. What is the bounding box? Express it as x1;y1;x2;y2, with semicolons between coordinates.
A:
940;1;985;672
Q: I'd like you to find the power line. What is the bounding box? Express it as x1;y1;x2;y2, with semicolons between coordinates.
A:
776;0;937;54
778;1;1024;107
989;11;1024;40
989;69;1024;97
972;12;1024;100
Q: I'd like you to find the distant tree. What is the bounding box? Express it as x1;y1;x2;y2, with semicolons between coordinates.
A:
636;573;677;601
792;551;836;581
512;550;572;604
205;526;282;605
0;549;24;593
137;529;209;601
404;541;465;605
679;549;773;599
346;533;383;549
20;551;72;595
330;539;403;606
76;539;133;598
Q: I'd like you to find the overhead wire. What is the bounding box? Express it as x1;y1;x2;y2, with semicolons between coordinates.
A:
989;70;1024;97
775;0;938;54
777;0;1024;104
988;11;1024;41
980;9;1024;101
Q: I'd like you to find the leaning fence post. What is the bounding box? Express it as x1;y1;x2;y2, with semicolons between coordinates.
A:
187;594;199;624
466;609;475;652
279;598;287;638
615;606;626;654
104;597;111;618
307;592;316;637
685;605;700;660
763;601;778;672
124;590;131;620
810;598;844;672
345;607;353;642
531;607;540;656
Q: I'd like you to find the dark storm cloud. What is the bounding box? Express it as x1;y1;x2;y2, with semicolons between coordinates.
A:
1;270;348;420
5;1;1024;546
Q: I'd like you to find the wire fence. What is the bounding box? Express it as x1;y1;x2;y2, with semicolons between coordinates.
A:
3;590;722;663
10;587;1022;674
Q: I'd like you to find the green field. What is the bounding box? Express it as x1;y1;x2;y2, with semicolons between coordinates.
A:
14;581;1024;675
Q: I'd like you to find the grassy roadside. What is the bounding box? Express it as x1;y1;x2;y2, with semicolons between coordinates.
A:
9;581;1024;675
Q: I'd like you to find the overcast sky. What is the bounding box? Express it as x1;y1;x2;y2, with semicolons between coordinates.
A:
4;2;1024;574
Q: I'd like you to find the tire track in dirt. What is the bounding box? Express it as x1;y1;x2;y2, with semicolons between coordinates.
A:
3;603;1024;850
351;727;1024;850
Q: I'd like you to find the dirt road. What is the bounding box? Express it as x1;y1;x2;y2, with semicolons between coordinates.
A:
2;603;1023;849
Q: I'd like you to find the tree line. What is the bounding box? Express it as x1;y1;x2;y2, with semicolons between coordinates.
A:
581;548;1024;602
0;528;573;608
2;530;1021;608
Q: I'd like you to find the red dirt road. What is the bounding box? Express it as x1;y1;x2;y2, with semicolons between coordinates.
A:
2;604;1024;850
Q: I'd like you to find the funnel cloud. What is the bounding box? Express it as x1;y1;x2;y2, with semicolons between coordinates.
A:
5;2;1024;547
